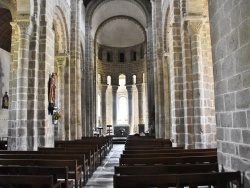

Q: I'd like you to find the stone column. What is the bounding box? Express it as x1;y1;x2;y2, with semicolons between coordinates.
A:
112;86;119;126
100;85;108;134
126;85;134;134
163;54;170;139
14;21;32;150
55;56;66;140
136;84;144;125
187;19;204;148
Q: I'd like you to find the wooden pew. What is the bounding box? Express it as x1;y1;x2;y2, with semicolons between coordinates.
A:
120;151;217;158
0;153;88;186
0;166;73;188
0;159;82;188
123;148;216;154
55;141;102;164
0;149;94;177
57;145;99;168
119;155;217;166
113;171;241;188
0;175;60;188
114;163;219;175
124;146;183;150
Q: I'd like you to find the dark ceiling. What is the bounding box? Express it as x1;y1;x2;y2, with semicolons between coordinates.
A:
0;8;12;52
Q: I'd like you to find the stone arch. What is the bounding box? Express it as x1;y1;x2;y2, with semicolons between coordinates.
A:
86;0;151;36
95;15;147;45
53;6;69;55
118;74;126;86
163;7;170;53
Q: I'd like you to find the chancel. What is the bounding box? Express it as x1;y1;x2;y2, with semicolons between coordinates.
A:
0;0;249;187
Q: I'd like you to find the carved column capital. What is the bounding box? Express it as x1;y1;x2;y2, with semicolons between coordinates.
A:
126;85;133;93
100;84;108;93
136;84;143;93
55;55;67;67
111;85;119;93
16;20;32;34
187;20;203;35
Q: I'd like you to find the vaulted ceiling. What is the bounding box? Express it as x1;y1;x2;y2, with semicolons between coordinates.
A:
92;0;149;48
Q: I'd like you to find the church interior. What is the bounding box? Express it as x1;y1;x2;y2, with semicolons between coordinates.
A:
0;0;249;187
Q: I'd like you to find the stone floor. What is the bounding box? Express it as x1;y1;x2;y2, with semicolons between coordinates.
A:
84;144;124;188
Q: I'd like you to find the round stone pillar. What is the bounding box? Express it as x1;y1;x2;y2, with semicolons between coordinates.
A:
126;85;134;134
14;21;32;150
100;84;108;134
136;84;144;124
112;86;119;126
55;56;66;140
188;19;204;148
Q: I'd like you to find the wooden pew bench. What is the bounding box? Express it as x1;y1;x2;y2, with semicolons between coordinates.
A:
0;159;82;188
125;138;172;147
0;150;94;178
0;166;73;188
114;163;219;175
57;144;100;170
120;151;217;158
0;175;61;188
123;148;216;154
119;155;217;166
0;154;88;186
124;146;184;150
113;171;241;188
55;142;101;165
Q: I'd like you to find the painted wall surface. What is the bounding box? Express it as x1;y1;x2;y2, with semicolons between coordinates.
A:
0;48;10;137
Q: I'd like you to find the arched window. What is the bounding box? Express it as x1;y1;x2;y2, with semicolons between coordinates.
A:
107;76;111;85
119;52;125;62
118;96;128;123
107;52;112;62
119;74;126;86
133;75;137;84
131;51;136;61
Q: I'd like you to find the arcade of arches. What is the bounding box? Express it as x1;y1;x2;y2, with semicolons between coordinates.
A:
0;0;249;186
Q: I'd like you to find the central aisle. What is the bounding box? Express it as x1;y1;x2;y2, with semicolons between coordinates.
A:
84;144;124;188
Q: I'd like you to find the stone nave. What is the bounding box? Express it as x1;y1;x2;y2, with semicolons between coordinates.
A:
0;0;249;187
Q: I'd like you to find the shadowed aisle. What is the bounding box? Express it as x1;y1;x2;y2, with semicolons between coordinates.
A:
84;144;124;188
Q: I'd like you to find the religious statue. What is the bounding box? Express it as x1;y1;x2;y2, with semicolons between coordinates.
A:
2;92;8;109
49;73;57;103
48;73;57;115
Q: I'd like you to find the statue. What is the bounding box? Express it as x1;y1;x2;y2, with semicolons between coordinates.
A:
2;92;8;109
49;73;57;103
48;73;57;115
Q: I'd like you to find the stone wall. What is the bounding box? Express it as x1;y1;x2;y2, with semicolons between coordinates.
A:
209;0;250;186
96;43;146;85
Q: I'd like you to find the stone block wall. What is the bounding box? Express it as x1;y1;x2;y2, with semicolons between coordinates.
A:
209;0;250;186
96;43;147;85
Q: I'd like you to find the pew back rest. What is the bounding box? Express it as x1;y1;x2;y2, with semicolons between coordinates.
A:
0;175;57;188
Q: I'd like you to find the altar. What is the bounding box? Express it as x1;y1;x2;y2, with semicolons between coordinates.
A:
114;124;130;136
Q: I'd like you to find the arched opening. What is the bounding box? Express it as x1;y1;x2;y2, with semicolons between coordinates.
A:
117;74;128;124
119;52;125;62
118;96;128;124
